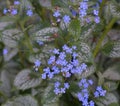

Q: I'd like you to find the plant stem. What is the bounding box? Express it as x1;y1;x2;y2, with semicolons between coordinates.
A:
93;17;117;57
19;21;33;53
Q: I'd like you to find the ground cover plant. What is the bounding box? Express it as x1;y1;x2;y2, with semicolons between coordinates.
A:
0;0;120;106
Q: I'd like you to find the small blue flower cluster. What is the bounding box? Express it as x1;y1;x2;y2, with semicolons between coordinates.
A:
77;79;106;106
41;44;87;80
3;0;20;15
53;10;71;24
79;1;88;18
54;81;70;95
3;0;33;16
3;48;8;55
77;79;94;106
79;0;100;24
33;59;41;71
34;45;87;94
36;40;44;46
94;86;106;97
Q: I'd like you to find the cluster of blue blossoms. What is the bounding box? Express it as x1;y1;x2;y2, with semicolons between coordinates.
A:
53;0;101;24
3;0;33;16
54;81;70;95
79;0;100;24
33;44;106;105
41;44;87;80
77;79;106;106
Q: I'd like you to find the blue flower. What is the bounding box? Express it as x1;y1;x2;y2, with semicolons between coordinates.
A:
26;9;33;16
42;73;47;79
88;79;93;85
64;72;71;78
98;0;102;3
79;9;87;17
48;72;54;79
94;86;106;97
60;88;66;93
53;10;61;17
94;16;100;23
54;88;60;95
34;60;41;67
89;100;95;106
48;55;56;64
100;90;106;96
3;48;8;55
63;15;71;24
81;63;87;70
64;83;70;89
43;67;50;73
80;2;88;10
53;48;59;54
37;40;44;45
71;59;79;66
94;91;99;97
67;63;73;70
54;81;61;88
59;52;66;60
11;9;18;15
3;8;8;14
93;9;99;16
72;52;78;59
52;66;60;74
14;0;20;5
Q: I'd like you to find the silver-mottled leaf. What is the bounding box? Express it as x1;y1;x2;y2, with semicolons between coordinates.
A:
14;69;42;90
43;102;59;106
0;70;11;97
2;95;39;106
2;29;23;47
29;44;55;65
4;48;18;62
96;93;119;106
41;83;61;105
102;41;120;58
103;64;120;81
80;23;95;39
0;22;14;31
109;1;120;18
104;81;119;91
77;42;93;63
33;27;58;42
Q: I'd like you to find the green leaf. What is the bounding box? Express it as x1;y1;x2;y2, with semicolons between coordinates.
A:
2;95;39;106
0;70;11;97
68;19;81;39
77;42;93;63
0;22;14;31
29;44;55;65
102;41;120;58
2;29;23;47
96;93;119;106
104;81;119;91
14;69;42;90
4;48;18;62
51;0;69;7
109;1;120;19
41;83;61;105
33;27;59;42
80;23;95;39
108;103;120;106
103;64;120;81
